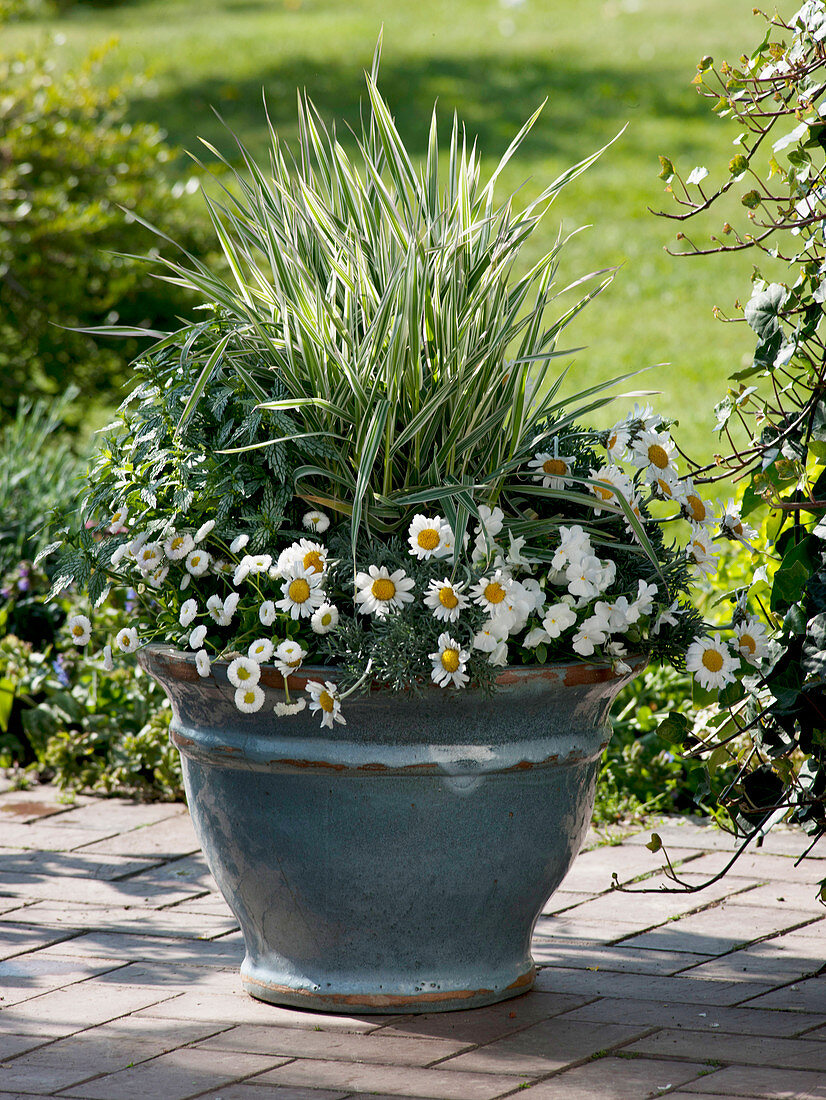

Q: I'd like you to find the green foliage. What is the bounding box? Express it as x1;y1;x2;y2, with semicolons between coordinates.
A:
0;35;210;424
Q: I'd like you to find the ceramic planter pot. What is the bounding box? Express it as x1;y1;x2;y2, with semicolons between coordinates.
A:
139;644;644;1014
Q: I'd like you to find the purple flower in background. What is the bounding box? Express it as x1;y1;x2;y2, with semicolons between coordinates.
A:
125;588;138;613
52;655;71;687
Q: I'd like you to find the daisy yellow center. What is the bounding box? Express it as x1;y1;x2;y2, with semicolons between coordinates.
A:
739;633;756;654
288;578;311;604
701;649;724;673
484;581;506;605
647;443;669;469
319;690;335;713
320;611;333;626
191;555;202;566
303;550;324;573
733;521;743;535
439;585;459;609
441;648;460;673
237;665;252;681
71;624;85;637
686;494;707;522
594;482;614;501
417;528;441;551
542;458;567;476
657;478;673;498
171;537;184;550
242;690;257;705
112;511;124;523
372;577;396;601
608;433;618;450
141;549;154;561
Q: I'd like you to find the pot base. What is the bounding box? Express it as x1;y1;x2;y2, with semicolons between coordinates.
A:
241;959;536;1014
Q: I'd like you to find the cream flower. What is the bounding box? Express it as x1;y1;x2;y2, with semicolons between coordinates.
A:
194;520;215;543
115;626;139;654
189;624;207;650
164;532;194;561
311;602;339;634
527;451;574;490
303;510;330;534
472;617;510;653
552;525;592;571
195;649;211;678
227;656;261;688
542;602;577;638
565;555;606;601
179;599;198;628
230;534;249;554
274;640;307;676
259;600;276;627
429;632;470;688
354;565;415;618
276;563;326;619
423;578;469;623
235;684;265;714
687;633;740;690
307;679;346;728
408;514;451;560
632;580;658;618
733;617;769;666
274;698;308;717
470;570;512;617
248;638;274;663
185;549;211;576
67;614;92;646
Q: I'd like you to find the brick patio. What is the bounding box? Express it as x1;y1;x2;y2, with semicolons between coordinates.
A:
0;780;824;1100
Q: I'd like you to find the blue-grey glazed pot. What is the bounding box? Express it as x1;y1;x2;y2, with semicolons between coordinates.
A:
139;644;644;1014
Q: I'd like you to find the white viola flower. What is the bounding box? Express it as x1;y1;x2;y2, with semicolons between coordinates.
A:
518;577;545;613
136;542;163;574
605;424;631;463
303;509;331;534
542;602;578;638
230;534;250;554
227;656;261;688
676;478;715;528
179;574;191;592
259;600;277;627
110;541;130;568
276;563;326;619
630;428;678;479
589;465;635;516
651;600;681;635
307;679;346;728
423;578;469;623
194;520;215;543
311;602;339;634
602;596;639;632
354;565;416;618
477;504;504;537
498;533;535;573
524;626;552;647
408;514;451;560
606;641;632;675
235;684;265;714
688;529;718;576
103;644;114;671
179;599;198;628
147;563;169;589
115;626;139;654
473;617;510;653
500;580;532;633
552;524;592;571
572;617;608;657
248;638;275;664
633;580;659;618
274;639;307;676
733;617;769;666
189;624;207;650
164;532;194;561
186;549;211;577
67;614;92;646
470;570;513;618
108;504;129;534
565;555;605;600
595;559;616;594
686;633;740;690
527;451;574;490
719;500;757;546
274;698;308;717
488;639;509;666
429;632;470;688
195;649;211;678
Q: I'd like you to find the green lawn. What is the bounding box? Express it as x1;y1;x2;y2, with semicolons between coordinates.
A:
7;0;766;463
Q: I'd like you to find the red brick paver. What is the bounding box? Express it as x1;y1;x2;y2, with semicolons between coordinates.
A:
0;784;824;1099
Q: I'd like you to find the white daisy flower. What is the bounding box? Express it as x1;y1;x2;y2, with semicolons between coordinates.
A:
179;599;198;628
294;539;328;576
719;500;757;545
259;600;277;627
429;632;470;688
207;592;240;626
542;602;578;638
248;638;275;664
136;542;163;574
630;428;678;478
307;679;346;728
110;542;130;569
276;562;326;619
274;698;308;717
179;574;191;592
103;644;114;671
235;684;265;714
212;559;232;576
126;531;149;559
589;465;634;515
354;565;416;618
303;510;330;534
688;529;718;576
185;549;211;576
622;402;662;433
408;514;451;560
147;563;169;589
115;626;139;653
605;424;631;463
527;451;574;490
230;534;249;554
687;633;740;690
311;602;339;634
67;614;92;646
227;656;261;688
164;532;194;561
108;504;129;533
189;624;207;650
423;578;469;623
650;470;682;501
194;520;215;543
470;570;512;617
195;649;211;678
274;639;307;676
677;479;715;528
733;617;769;666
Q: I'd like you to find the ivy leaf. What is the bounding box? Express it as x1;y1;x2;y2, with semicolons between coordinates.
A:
744;284;788;340
645;833;663;853
657;710;690;744
658;156;675;182
687;166;709;186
